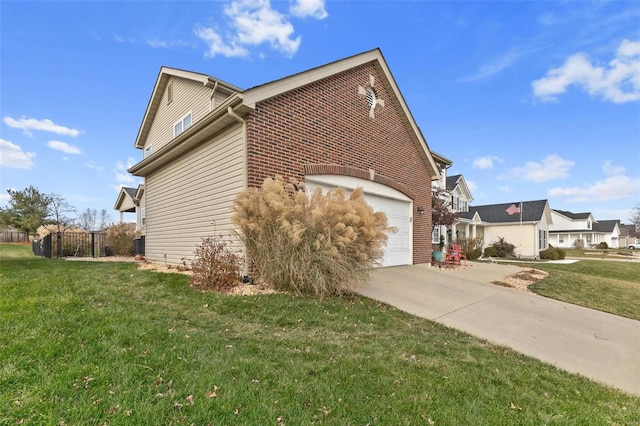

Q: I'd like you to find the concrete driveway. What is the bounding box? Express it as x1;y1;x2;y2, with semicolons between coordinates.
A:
357;262;640;395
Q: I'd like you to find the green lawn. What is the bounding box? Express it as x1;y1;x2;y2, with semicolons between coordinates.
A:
1;243;639;424
527;260;640;321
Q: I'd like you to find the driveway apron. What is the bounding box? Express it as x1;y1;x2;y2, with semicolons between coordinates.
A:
358;263;640;395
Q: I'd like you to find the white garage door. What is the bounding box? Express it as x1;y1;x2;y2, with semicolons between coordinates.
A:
306;175;412;267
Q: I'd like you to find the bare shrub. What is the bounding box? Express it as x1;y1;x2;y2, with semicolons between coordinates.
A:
189;234;243;292
106;223;135;256
232;176;391;297
455;237;483;260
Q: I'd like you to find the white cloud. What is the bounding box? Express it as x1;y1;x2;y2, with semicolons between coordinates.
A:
147;39;191;49
510;154;575;182
196;0;329;58
114;172;135;184
0;138;36;169
227;0;300;55
3;116;81;137
532;39;640;104
602;160;625;176
290;0;327;19
498;186;513;192
0;192;10;204
472;155;503;170
461;44;551;83
113;158;137;184
47;140;81;155
194;27;249;58
84;161;104;172
548;175;640;202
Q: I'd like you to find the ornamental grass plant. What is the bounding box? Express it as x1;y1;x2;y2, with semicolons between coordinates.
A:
232;176;391;296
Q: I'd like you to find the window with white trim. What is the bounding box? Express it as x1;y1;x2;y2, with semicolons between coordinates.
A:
140;207;146;226
539;229;547;249
174;112;192;137
144;145;152;158
432;226;440;243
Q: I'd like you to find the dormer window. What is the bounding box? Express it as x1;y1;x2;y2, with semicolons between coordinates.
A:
174;112;192;137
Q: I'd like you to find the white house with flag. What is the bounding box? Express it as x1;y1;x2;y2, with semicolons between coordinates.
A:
458;199;553;258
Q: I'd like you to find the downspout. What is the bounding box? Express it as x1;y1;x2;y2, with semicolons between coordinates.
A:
227;106;247;190
227;105;249;277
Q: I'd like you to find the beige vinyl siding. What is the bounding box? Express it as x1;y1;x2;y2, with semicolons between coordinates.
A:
482;223;537;258
144;77;226;154
119;196;135;212
145;123;245;264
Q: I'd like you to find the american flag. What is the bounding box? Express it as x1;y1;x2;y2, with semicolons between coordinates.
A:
506;203;521;216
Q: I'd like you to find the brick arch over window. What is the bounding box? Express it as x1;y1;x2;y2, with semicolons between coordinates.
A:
303;164;416;201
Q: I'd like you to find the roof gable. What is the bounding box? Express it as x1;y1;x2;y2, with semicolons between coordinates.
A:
592;219;620;233
134;67;241;149
445;174;473;201
114;186;138;211
242;48;440;179
551;209;593;221
445;174;460;191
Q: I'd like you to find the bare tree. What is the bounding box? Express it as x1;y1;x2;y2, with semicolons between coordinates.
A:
77;208;112;231
99;208;111;230
77;208;97;231
43;194;76;233
632;202;640;232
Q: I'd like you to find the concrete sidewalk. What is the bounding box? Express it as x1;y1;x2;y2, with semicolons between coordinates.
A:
357;262;640;395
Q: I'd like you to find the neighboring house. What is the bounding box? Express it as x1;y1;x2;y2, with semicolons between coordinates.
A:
126;48;440;267
619;223;639;247
114;184;145;232
548;209;621;248
593;220;621;248
430;151;473;247
458;200;552;258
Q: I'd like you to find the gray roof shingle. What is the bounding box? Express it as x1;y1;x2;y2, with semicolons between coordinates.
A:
592;220;619;233
459;200;548;223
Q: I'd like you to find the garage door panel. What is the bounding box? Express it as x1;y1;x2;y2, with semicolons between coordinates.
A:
306;178;412;267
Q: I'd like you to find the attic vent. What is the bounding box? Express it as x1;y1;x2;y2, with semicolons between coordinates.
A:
167;83;173;104
357;74;385;119
365;87;376;108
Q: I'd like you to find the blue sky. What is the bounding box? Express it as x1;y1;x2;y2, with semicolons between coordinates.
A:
1;0;639;224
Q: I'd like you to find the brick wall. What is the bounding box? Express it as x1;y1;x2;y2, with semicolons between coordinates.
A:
245;62;433;264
